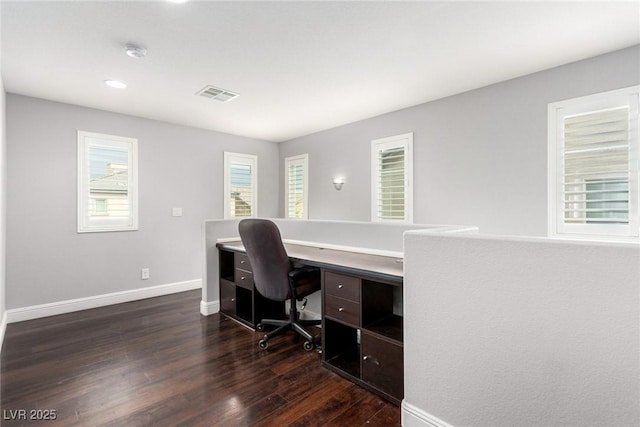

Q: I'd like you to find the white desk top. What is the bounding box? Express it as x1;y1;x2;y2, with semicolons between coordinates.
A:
218;240;403;282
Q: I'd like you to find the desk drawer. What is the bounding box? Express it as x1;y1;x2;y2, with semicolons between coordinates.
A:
325;271;360;302
234;269;253;290
234;253;252;272
325;295;360;327
361;331;403;400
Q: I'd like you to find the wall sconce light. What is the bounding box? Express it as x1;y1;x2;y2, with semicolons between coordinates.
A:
333;177;345;191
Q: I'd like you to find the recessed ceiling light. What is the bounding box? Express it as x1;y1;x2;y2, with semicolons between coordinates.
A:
104;80;127;89
166;0;188;3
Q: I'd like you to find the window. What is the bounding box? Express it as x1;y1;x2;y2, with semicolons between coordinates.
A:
94;199;107;215
224;152;257;219
548;86;639;240
371;132;413;223
285;154;309;219
77;131;138;232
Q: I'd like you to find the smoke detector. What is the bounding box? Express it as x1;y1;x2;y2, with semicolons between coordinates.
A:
196;85;239;102
125;44;147;59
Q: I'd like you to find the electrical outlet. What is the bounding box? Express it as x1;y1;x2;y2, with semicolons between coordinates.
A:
141;268;150;280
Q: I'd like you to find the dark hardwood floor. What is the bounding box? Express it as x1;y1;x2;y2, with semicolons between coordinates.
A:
1;290;400;426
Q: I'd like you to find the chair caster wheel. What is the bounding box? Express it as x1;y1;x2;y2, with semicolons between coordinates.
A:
303;341;314;351
258;339;268;350
256;323;264;331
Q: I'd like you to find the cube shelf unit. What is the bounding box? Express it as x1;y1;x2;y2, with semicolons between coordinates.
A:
322;270;403;404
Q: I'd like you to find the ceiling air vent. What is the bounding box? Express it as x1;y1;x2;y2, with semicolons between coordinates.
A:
196;85;239;102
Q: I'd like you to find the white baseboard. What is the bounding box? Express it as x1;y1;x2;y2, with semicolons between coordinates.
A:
402;400;453;427
0;311;7;353
200;299;220;316
6;279;202;324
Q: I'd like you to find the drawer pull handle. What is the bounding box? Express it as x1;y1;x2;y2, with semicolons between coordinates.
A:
363;355;380;366
338;284;343;289
241;277;245;280
231;298;235;302
240;260;245;264
338;307;344;312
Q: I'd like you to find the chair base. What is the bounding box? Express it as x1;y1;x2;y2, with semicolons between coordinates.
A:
258;311;320;351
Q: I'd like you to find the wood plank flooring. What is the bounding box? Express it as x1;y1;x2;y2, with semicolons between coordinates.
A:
1;290;400;426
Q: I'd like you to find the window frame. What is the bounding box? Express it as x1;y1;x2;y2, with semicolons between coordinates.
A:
371;132;414;223
284;153;309;219
548;86;639;241
223;152;258;219
77;130;138;233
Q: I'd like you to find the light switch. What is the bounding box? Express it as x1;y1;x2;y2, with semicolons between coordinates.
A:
172;207;183;217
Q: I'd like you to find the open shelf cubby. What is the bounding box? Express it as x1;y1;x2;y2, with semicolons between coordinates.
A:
364;314;403;343
361;279;403;343
324;319;360;378
219;250;235;282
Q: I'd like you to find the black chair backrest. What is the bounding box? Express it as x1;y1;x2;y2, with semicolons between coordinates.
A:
238;219;292;301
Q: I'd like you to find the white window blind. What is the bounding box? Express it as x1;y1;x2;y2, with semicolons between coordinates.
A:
285;154;308;219
549;86;639;240
224;152;257;219
77;131;138;233
564;108;630;224
371;133;413;223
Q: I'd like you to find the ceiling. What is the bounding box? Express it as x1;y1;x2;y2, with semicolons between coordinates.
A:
1;1;639;142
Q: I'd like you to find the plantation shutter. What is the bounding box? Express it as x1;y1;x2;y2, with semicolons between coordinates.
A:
87;144;130;219
224;153;257;219
550;86;639;239
371;133;413;223
77;131;138;233
286;155;307;219
377;146;405;220
230;162;253;217
563;108;630;225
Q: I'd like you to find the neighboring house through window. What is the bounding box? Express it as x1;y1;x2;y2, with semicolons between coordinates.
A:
371;132;414;223
548;86;639;241
285;154;309;219
93;199;108;215
77;131;138;232
224;152;257;219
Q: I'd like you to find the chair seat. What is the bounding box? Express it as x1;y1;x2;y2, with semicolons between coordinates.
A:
289;266;321;300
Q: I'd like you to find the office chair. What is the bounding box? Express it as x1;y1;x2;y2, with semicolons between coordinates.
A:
238;218;321;351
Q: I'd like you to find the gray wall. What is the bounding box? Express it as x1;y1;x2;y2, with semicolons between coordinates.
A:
279;45;640;237
0;60;6;328
404;232;640;426
0;0;5;347
6;95;279;309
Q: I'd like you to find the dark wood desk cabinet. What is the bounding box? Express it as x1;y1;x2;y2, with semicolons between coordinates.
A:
218;249;284;328
217;243;404;405
322;270;404;405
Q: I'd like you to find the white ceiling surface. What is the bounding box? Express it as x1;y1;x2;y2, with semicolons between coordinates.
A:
2;1;639;142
